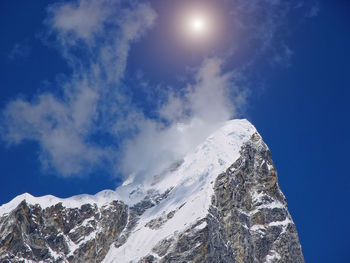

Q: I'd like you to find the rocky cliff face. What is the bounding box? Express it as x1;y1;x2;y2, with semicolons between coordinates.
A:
0;120;304;263
0;200;127;262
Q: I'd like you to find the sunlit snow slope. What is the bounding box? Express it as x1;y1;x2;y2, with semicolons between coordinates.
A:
103;119;256;262
0;119;304;263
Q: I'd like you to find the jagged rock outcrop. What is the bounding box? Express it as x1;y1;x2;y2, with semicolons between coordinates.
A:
0;119;304;263
0;200;127;262
134;132;304;263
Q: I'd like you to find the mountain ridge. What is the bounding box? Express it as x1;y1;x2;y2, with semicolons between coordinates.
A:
0;119;304;262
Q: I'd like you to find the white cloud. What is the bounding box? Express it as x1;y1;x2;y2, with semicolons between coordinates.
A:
47;0;156;83
188;58;233;123
1;0;156;177
120;58;245;181
99;3;157;83
1;0;302;181
1;90;105;176
49;0;108;40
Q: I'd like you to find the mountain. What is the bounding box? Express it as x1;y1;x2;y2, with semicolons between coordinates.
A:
0;119;304;263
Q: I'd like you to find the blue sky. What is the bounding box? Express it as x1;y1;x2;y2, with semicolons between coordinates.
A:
0;0;349;262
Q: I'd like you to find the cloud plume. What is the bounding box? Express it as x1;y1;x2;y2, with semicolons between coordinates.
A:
120;57;245;179
0;0;315;181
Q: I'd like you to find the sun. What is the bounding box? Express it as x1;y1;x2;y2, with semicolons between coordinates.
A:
187;15;207;35
190;17;205;32
174;5;221;47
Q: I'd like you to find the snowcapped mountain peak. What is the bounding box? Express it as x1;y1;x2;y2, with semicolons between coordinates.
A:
114;119;256;204
0;119;255;215
102;119;257;262
0;119;304;263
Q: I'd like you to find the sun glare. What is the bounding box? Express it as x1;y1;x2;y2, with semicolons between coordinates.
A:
187;15;208;36
190;17;205;32
175;4;222;48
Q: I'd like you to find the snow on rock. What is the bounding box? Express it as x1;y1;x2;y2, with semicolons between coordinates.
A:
103;119;256;262
0;190;123;217
0;119;255;216
0;119;305;263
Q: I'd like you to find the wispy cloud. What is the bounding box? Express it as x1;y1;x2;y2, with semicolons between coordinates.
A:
120;57;245;179
294;0;320;18
49;0;109;41
1;82;104;176
1;0;156;177
8;43;31;60
1;0;315;181
306;3;320;18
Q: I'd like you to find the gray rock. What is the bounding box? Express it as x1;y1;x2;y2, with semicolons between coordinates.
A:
138;133;304;263
0;200;128;262
0;132;304;263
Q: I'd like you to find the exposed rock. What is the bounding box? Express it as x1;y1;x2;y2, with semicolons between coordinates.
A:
0;200;128;262
134;133;304;263
0;120;304;263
